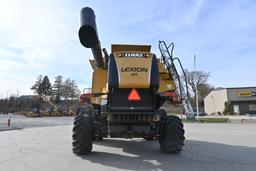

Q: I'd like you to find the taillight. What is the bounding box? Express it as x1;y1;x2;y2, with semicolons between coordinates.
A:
79;93;93;104
163;92;174;96
128;88;141;101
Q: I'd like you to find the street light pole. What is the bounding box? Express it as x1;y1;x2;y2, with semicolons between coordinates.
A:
194;55;199;120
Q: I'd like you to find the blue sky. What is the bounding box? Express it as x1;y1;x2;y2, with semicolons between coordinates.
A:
0;0;255;97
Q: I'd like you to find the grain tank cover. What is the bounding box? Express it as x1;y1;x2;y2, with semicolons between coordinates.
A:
108;52;159;89
112;44;151;53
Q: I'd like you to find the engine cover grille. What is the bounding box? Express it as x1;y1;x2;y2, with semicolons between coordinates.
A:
109;112;156;123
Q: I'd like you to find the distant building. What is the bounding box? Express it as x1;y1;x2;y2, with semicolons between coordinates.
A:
19;95;38;100
204;87;256;115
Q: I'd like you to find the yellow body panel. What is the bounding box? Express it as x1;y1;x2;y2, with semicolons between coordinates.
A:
157;60;176;92
89;45;177;105
91;68;108;105
158;75;176;92
157;59;166;73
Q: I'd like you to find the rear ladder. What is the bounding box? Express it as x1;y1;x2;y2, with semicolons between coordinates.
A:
158;41;194;115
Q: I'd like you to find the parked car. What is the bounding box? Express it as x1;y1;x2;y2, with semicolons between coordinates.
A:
199;112;208;116
246;111;256;116
186;112;208;116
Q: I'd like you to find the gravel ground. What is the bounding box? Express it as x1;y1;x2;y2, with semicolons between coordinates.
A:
0;114;73;131
0;120;255;171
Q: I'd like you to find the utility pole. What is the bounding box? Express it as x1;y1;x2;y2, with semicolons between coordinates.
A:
16;89;19;113
194;55;199;120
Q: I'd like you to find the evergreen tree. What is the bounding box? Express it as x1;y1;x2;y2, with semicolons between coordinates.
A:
41;76;52;100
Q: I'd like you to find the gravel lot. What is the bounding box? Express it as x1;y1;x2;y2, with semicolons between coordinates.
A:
0;114;73;131
0;117;255;171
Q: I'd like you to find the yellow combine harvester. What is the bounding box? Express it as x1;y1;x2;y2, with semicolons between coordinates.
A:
72;7;193;154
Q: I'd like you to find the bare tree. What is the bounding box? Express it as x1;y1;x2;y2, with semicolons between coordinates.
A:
198;83;215;102
62;79;80;112
8;95;16;112
69;80;80;100
31;75;43;96
62;78;71;101
53;75;63;103
182;69;210;103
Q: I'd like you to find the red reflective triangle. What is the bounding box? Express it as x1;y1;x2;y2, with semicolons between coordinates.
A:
128;88;141;101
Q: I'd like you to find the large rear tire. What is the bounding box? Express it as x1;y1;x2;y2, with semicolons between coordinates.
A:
143;135;155;141
143;137;154;141
72;113;93;155
159;115;185;153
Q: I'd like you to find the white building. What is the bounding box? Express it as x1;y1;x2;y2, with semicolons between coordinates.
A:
204;87;256;115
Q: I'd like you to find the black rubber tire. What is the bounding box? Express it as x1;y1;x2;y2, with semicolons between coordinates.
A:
92;135;103;141
94;117;106;141
159;115;185;153
72;114;93;155
98;136;104;141
143;136;155;141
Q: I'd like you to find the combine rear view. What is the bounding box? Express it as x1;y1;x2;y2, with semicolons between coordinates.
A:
72;7;190;154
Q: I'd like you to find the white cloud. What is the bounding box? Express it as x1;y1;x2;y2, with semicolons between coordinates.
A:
0;0;255;96
0;0;92;96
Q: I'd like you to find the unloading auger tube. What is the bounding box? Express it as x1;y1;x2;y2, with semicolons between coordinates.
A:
79;7;104;68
